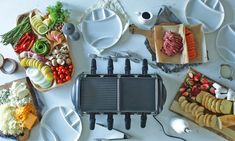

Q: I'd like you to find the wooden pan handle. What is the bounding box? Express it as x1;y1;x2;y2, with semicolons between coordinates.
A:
129;24;152;37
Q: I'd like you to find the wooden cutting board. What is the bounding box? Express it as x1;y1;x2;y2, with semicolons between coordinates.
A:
170;68;235;141
0;78;41;141
129;24;208;64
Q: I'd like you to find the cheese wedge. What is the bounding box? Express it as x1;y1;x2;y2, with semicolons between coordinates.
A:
218;115;235;128
23;113;37;129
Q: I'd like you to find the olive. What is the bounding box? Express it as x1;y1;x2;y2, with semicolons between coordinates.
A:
69;31;80;41
62;23;75;35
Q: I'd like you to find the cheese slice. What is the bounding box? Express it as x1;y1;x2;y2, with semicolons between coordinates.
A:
23;113;37;129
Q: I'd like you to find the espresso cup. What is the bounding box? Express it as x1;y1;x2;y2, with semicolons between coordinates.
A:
137;11;153;25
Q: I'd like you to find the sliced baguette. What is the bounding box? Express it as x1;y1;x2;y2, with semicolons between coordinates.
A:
220;100;233;114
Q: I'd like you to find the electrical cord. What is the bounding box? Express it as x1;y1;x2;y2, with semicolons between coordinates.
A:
153;115;187;141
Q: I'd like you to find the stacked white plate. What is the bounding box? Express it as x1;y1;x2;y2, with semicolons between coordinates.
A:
185;0;225;33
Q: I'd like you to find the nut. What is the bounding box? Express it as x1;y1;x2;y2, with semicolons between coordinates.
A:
66;58;72;64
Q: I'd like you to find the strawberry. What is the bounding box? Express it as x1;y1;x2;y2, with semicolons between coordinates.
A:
209;87;215;94
186;78;194;86
200;77;209;84
191;85;201;96
194;73;201;82
200;83;210;90
179;87;186;94
188;72;194;79
182;91;189;97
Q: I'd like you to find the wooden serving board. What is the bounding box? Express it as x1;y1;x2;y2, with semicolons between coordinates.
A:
170;68;235;141
0;78;41;141
129;24;208;64
14;9;74;92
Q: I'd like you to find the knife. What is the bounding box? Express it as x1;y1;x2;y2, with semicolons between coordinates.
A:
95;123;131;140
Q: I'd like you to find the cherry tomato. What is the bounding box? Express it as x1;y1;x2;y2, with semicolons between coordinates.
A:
60;74;64;79
66;76;71;81
69;65;73;69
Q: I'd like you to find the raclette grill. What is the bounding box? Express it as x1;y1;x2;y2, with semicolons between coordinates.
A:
71;58;166;130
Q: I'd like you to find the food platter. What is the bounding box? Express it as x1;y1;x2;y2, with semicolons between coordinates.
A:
82;8;122;52
216;24;235;64
170;68;235;141
40;106;82;141
6;3;74;92
0;78;40;141
185;0;225;33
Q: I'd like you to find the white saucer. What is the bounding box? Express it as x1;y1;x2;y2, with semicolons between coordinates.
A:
82;8;122;52
216;24;235;64
185;0;225;33
40;106;82;141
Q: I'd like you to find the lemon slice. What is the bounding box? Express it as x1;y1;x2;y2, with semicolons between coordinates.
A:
37;24;48;35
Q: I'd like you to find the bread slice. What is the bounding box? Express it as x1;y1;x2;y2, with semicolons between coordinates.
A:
220;100;233;114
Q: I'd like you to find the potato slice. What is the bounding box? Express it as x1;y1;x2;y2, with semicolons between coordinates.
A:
198;115;205;126
207;96;214;111
196;92;204;103
210;115;218;129
205;114;212;127
185;103;191;113
211;99;217;113
178;96;186;104
180;100;188;112
189;103;197;112
215;99;223;113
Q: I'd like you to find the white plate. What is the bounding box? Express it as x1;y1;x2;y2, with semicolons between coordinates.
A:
82;8;122;52
40;106;82;141
216;24;235;64
185;0;225;33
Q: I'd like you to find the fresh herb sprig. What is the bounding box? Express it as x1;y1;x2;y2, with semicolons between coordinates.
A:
47;1;70;30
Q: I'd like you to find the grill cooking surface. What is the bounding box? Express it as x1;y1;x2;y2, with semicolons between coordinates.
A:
81;77;117;112
119;77;156;112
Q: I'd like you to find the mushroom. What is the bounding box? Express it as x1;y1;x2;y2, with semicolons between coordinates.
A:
51;59;57;66
45;61;51;66
66;58;72;65
57;58;65;65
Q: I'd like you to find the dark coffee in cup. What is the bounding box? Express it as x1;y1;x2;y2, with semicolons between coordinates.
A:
142;12;151;19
